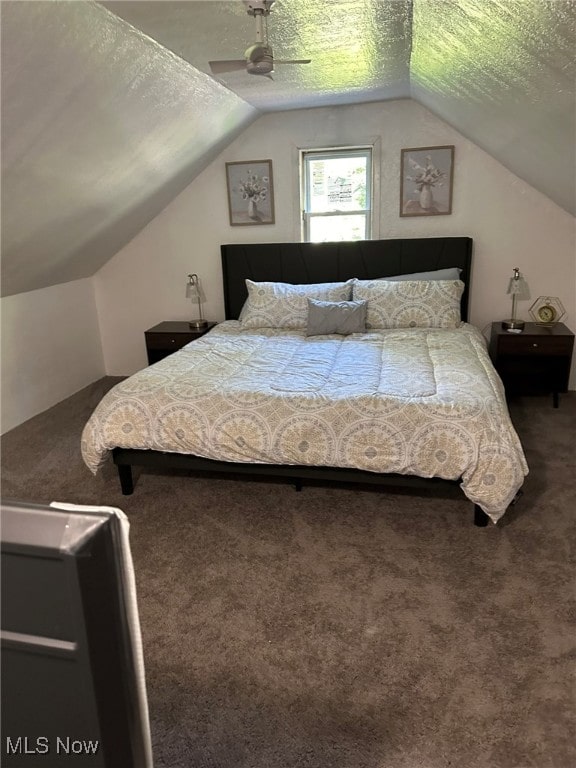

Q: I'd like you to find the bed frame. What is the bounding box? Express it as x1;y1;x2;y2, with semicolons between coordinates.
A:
113;236;491;526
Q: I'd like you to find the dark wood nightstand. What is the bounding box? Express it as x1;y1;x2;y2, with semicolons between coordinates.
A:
489;322;574;408
145;321;217;365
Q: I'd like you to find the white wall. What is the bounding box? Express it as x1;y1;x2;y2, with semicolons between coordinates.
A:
95;99;576;384
1;278;105;434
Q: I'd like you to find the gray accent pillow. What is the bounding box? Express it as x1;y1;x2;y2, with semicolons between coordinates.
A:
383;267;462;281
306;299;367;336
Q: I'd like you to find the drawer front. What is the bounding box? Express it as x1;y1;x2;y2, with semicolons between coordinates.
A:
145;332;196;350
498;335;574;356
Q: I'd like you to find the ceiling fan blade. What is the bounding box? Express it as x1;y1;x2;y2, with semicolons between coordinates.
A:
208;59;247;74
274;59;312;65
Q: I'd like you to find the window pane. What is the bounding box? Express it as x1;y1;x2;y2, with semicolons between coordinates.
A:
307;156;368;213
309;215;367;242
301;146;372;242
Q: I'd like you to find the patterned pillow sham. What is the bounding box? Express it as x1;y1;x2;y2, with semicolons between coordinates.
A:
352;279;464;329
240;279;353;329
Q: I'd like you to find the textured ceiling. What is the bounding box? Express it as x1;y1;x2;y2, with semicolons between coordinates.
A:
103;0;576;212
102;0;414;109
1;0;574;298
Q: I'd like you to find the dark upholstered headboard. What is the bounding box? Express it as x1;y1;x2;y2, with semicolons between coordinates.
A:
221;237;473;322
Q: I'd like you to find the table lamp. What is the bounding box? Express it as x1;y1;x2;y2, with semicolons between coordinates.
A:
502;267;530;331
186;273;208;329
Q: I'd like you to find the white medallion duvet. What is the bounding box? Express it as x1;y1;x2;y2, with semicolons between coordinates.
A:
82;321;528;523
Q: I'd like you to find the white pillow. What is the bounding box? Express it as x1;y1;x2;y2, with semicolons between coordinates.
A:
240;280;353;329
384;267;462;281
352;279;464;329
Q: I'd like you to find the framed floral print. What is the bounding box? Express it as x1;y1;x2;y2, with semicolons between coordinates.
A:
226;159;275;226
400;145;454;217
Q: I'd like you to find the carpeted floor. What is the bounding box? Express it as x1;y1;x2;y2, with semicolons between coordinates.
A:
1;378;575;768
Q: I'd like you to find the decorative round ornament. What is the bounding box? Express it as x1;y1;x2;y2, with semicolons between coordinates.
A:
529;296;565;327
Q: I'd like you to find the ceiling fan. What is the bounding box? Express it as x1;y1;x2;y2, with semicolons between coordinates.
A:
208;0;311;78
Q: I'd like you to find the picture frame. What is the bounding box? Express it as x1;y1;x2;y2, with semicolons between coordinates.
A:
400;145;454;217
226;159;275;226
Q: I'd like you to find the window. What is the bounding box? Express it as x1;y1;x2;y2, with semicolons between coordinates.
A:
301;147;372;242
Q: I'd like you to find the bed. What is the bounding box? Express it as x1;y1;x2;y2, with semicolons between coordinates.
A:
82;237;528;526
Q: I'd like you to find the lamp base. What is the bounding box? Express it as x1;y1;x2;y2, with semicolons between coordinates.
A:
189;319;208;329
502;319;525;331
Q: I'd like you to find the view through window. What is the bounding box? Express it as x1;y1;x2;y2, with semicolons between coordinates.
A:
301;148;372;242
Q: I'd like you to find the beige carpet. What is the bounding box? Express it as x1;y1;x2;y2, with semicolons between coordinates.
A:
2;379;575;768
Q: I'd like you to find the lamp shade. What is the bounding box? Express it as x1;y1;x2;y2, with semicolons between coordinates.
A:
186;274;204;302
506;268;530;299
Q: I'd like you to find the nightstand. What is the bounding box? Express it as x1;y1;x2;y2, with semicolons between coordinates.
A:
145;321;217;365
489;322;574;408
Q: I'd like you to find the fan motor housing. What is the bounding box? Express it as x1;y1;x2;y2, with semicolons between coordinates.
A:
247;56;274;75
245;43;269;61
245;43;274;74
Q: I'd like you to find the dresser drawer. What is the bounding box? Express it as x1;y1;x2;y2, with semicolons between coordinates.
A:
497;335;574;356
145;332;196;350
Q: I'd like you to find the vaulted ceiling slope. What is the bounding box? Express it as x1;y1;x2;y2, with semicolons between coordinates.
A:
1;0;574;298
0;0;258;297
410;0;575;218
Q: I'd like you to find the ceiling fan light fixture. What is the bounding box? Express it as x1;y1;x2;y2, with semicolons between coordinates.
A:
247;57;274;75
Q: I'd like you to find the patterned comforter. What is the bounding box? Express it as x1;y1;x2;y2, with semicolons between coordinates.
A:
82;321;528;522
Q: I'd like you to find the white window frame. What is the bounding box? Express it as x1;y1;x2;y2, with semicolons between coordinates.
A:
299;145;375;243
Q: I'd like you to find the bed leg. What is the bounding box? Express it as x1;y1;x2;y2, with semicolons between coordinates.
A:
117;464;134;495
294;478;303;492
473;505;489;527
